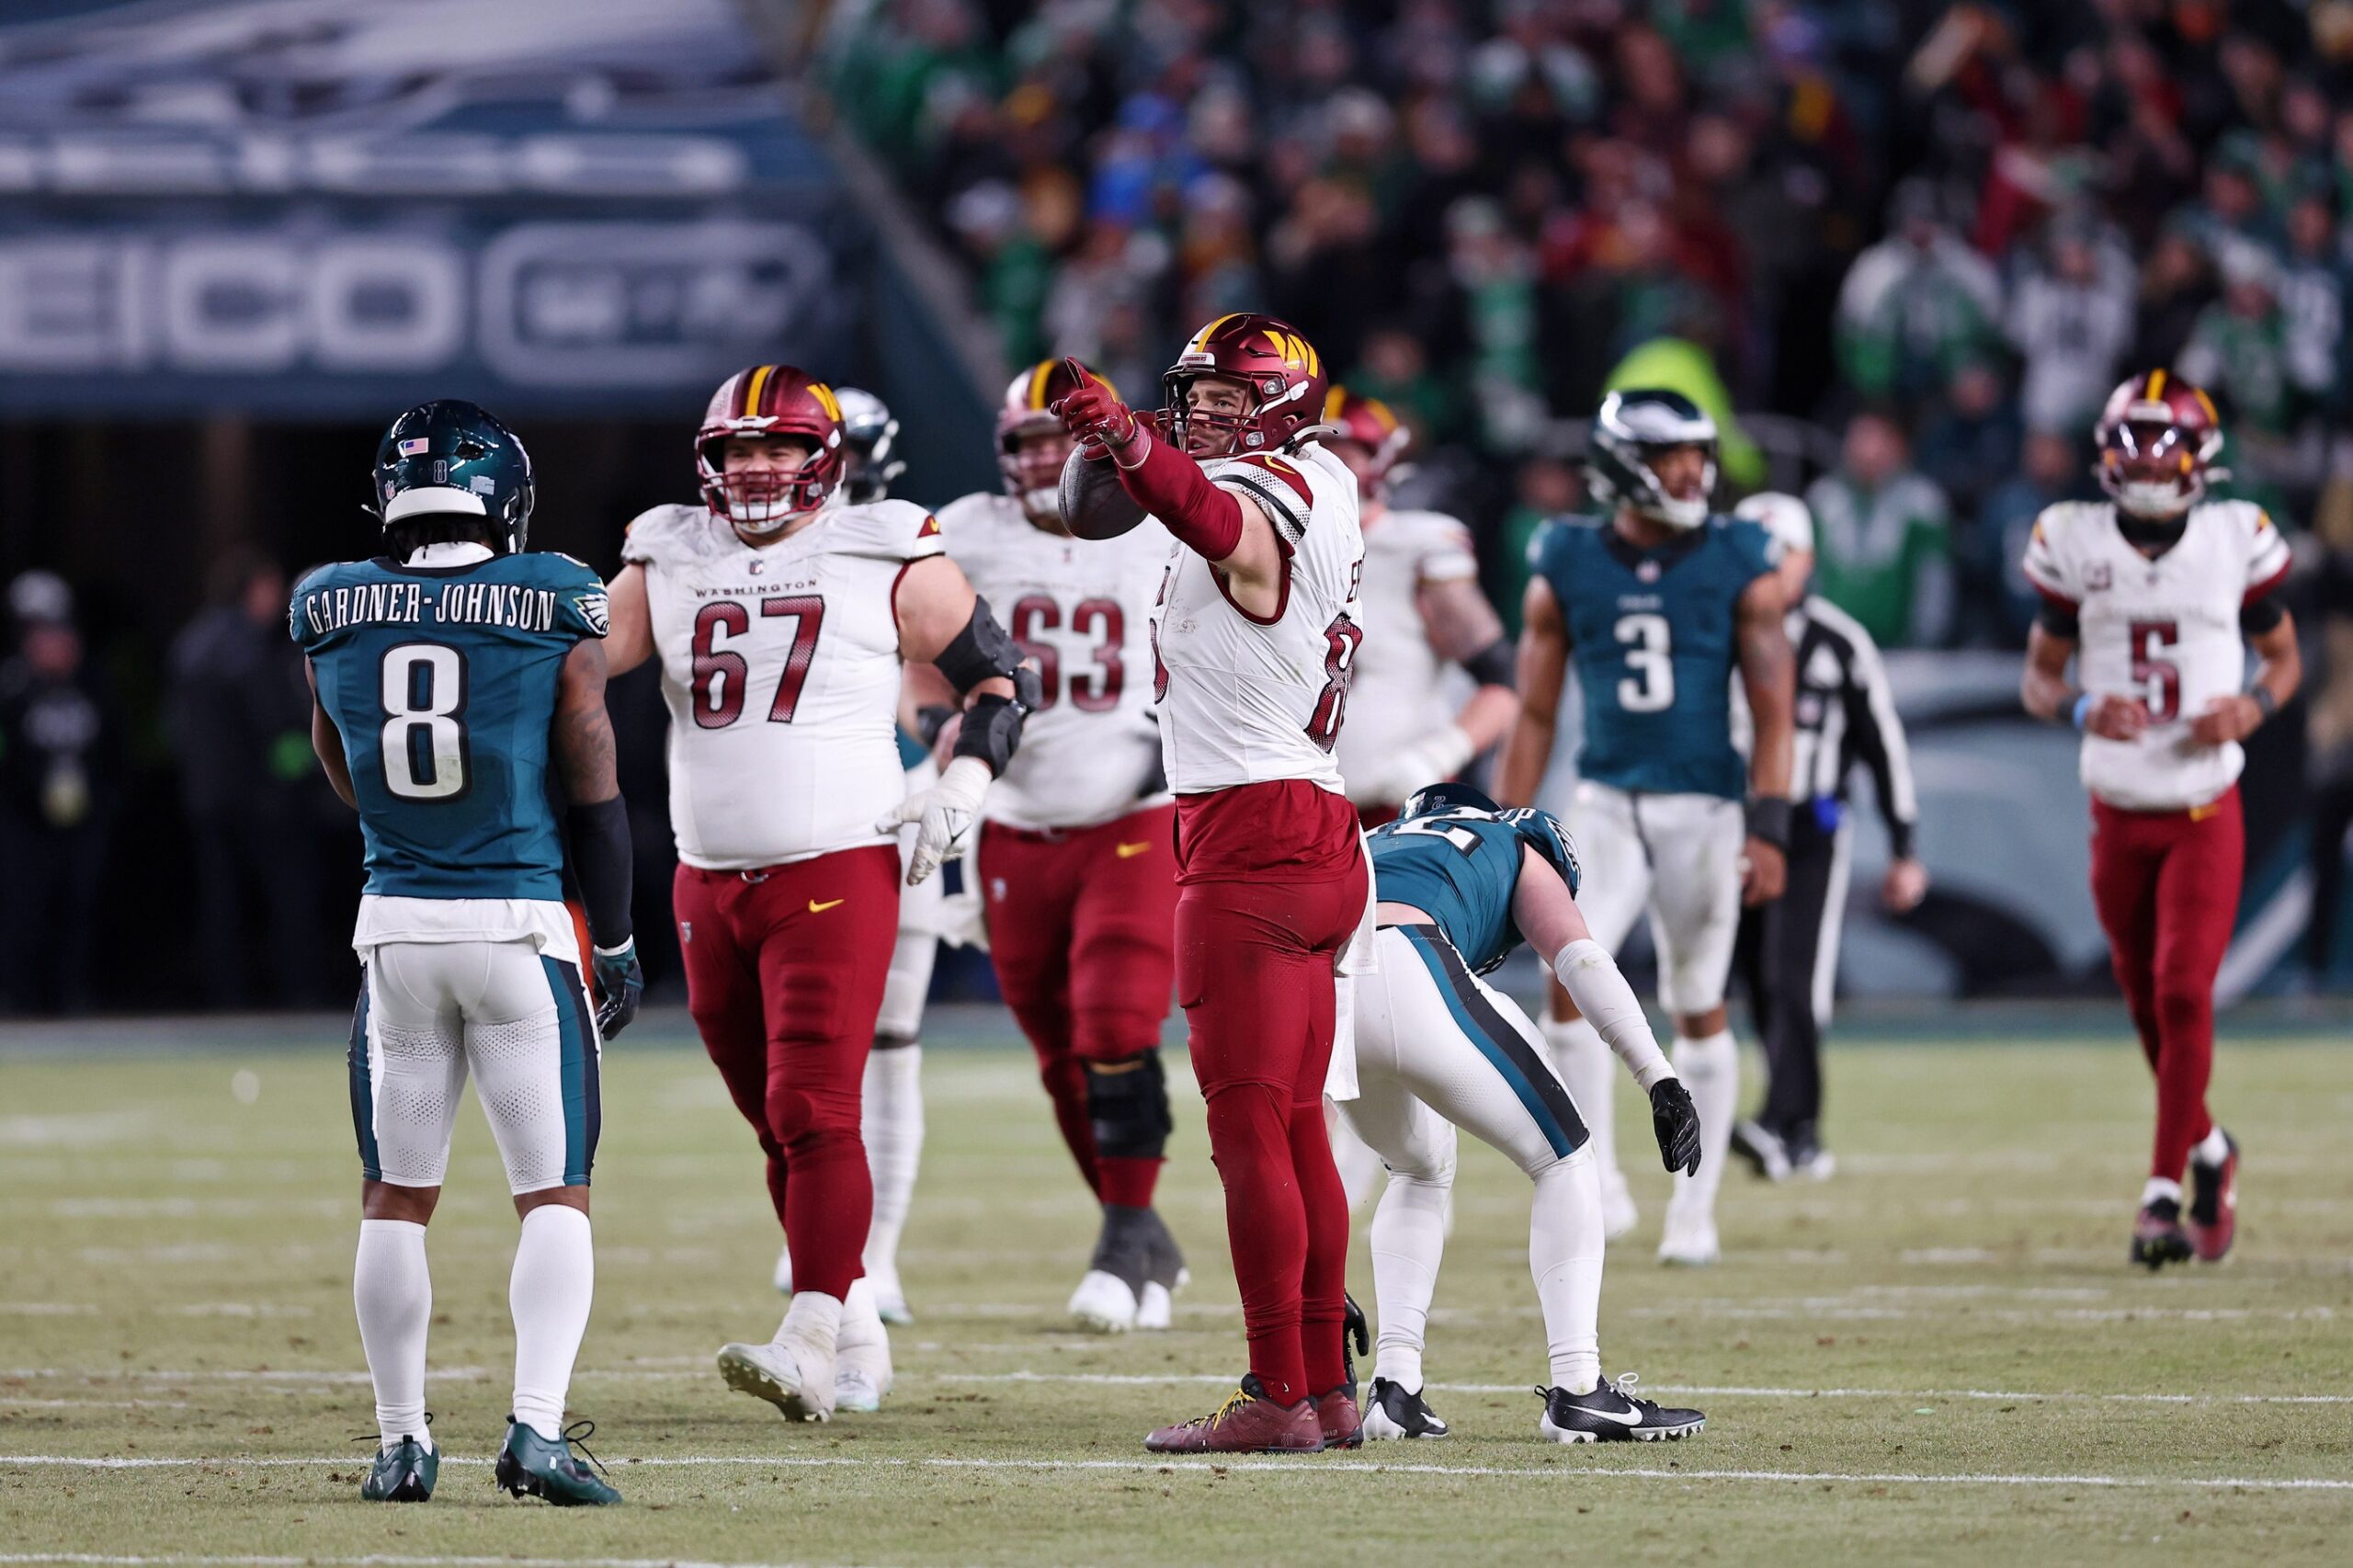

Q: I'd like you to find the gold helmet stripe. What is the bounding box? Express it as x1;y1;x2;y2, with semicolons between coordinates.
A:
808;381;843;422
741;365;776;418
2145;368;2166;402
1190;312;1242;354
1029;360;1055;410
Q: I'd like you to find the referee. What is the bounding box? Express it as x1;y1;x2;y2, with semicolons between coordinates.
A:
1730;494;1926;1181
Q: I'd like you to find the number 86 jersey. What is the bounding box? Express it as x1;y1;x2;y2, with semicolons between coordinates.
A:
2023;498;2290;811
623;497;942;869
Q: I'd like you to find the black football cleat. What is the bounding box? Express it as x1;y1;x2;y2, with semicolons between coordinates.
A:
358;1433;438;1502
494;1416;620;1506
1537;1375;1704;1443
2187;1131;2239;1263
1361;1377;1450;1440
2131;1197;2194;1271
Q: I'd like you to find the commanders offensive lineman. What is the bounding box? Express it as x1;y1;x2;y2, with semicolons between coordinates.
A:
1342;783;1706;1445
296;401;641;1506
771;386;936;1326
1498;390;1794;1267
936;358;1188;1334
2020;370;2297;1268
1058;314;1372;1453
603;366;1035;1421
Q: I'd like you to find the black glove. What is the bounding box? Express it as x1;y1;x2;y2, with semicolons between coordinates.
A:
1650;1077;1701;1176
1341;1291;1370;1393
591;939;643;1040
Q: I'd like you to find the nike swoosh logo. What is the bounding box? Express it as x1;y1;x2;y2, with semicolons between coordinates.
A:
1584;1402;1644;1426
808;898;845;913
1115;841;1153;859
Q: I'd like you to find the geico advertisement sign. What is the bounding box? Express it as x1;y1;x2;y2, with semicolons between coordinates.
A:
0;220;829;383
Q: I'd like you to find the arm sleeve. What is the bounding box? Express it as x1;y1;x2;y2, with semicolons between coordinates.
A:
1211;454;1313;551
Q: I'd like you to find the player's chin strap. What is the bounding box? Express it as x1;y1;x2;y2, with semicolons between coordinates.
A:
1552;939;1674;1092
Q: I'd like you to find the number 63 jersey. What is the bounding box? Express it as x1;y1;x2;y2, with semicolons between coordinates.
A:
2023;498;2290;811
1529;513;1779;801
624;498;942;869
290;550;608;902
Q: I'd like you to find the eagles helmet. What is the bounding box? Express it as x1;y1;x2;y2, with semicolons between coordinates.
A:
1399;780;1582;897
371;400;536;555
1587;388;1718;530
835;386;905;504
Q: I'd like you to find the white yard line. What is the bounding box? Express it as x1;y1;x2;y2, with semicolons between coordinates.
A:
0;1452;2347;1491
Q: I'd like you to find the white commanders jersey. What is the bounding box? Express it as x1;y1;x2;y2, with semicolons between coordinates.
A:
938;491;1173;831
624;497;942;869
1150;442;1365;794
2023;498;2290;811
1335;506;1479;803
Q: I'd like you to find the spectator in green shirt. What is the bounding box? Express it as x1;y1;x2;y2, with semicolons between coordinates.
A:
1803;410;1956;647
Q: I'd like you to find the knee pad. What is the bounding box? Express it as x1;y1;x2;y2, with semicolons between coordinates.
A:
1085;1051;1173;1161
872;1031;919;1052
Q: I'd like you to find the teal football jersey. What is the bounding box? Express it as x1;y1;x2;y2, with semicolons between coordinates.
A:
1370;805;1577;973
290;551;609;900
1529;513;1777;799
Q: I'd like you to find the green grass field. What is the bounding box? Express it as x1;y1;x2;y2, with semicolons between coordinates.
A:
4;1016;2350;1566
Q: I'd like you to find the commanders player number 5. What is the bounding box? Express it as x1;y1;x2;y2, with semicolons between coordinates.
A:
691;597;826;728
380;642;469;801
1615;612;1674;712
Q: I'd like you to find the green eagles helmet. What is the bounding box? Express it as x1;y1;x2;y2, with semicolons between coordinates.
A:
371;400;536;554
1398;781;1582;897
834;386;904;504
1587;388;1717;530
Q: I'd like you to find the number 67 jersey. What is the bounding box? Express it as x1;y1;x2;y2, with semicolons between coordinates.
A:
2023;498;2290;811
623;497;942;869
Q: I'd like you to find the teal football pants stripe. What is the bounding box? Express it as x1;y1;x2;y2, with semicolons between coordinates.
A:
542;956;599;1187
347;976;381;1180
1402;926;1586;1158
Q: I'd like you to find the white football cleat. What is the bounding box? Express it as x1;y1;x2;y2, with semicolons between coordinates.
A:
716;1337;835;1423
865;1264;914;1326
1068;1268;1139;1333
1601;1166;1639;1241
1656;1209;1720;1267
835;1336;893;1414
772;1244;793;1295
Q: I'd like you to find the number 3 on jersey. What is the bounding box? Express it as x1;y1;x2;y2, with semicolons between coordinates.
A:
1616;612;1674;712
691;597;824;728
381;643;469;800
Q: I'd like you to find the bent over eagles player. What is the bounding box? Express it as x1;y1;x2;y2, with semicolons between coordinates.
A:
1498;390;1795;1267
296;400;642;1506
938;358;1188;1333
603;366;1036;1421
1342;783;1705;1444
2020;371;2298;1268
1059;314;1372;1452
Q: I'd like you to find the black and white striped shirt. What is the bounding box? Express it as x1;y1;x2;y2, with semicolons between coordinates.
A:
1789;596;1917;858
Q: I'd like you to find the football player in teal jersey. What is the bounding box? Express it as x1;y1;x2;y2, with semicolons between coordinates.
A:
1338;783;1704;1443
1497;389;1796;1267
295;400;640;1506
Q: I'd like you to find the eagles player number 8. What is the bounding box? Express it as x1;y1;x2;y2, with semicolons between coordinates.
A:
380;643;469;801
1615;612;1675;712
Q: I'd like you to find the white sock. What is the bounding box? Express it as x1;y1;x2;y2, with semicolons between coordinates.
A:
1327;1101;1389;1210
861;1045;923;1286
1368;1173;1449;1391
2192;1125;2231;1167
355;1219;433;1453
1544;1017;1619;1184
1533;1150;1606;1393
776;1290;843;1360
2142;1176;2184;1207
837;1276;888;1355
1667;1030;1738;1219
508;1205;594;1441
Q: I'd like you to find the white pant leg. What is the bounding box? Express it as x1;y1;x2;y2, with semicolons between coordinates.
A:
1561;782;1652;957
879;759;942;1041
1639;792;1746;1017
356;949;470;1188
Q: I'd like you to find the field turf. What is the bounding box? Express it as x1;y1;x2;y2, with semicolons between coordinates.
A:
2;1014;2349;1566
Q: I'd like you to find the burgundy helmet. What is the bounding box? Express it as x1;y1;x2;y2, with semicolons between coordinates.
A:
1320;385;1410;492
999;358;1113;516
2094;369;2224;520
697;366;846;530
1163;312;1330;458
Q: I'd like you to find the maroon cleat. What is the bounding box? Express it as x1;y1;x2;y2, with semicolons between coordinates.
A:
2187;1131;2239;1263
2130;1197;2193;1270
1315;1386;1362;1449
1143;1375;1324;1454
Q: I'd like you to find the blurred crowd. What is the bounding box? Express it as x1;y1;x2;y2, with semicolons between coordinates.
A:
823;0;2353;649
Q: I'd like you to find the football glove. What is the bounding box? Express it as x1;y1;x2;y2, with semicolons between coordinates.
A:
1341;1291;1370;1392
1650;1077;1701;1176
591;939;643;1040
876;755;992;886
1051;359;1142;463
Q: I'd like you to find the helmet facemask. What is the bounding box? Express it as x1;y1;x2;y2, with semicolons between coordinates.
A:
999;416;1074;522
1607;439;1717;529
698;433;835;534
1164;371;1262;459
2100;419;2211;520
